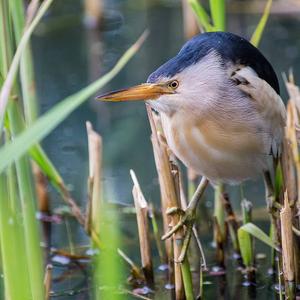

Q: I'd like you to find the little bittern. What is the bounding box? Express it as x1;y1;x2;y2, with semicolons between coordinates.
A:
97;32;286;260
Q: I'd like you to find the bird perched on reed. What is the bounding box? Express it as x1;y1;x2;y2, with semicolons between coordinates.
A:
97;31;286;260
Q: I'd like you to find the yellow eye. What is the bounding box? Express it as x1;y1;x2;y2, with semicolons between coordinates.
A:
168;80;179;90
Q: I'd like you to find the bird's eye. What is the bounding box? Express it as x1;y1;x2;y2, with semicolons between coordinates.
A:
168;80;179;90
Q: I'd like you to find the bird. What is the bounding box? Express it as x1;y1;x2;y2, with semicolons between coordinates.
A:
96;31;286;260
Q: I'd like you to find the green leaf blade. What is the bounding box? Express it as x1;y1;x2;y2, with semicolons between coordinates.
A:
209;0;226;31
188;0;215;32
239;222;279;251
250;0;272;47
0;32;147;174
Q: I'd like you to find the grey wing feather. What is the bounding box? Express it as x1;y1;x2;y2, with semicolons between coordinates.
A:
232;66;286;158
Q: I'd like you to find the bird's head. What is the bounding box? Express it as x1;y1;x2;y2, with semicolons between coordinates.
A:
96;50;223;115
96;32;279;115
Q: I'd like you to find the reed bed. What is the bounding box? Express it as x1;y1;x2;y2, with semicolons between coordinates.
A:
0;0;299;300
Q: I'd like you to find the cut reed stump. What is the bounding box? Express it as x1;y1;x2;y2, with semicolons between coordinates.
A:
44;264;53;300
130;170;154;287
280;192;295;299
86;121;102;237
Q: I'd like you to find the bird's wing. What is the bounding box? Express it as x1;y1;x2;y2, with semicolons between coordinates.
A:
231;66;286;158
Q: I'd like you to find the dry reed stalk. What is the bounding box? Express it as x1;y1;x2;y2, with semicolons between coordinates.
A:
86;121;102;237
130;170;154;287
284;78;300;288
222;193;241;258
44;264;53;300
146;106;185;299
117;248;145;283
149;115;172;261
84;0;103;28
49;122;103;250
181;0;199;39
280;192;295;298
213;217;225;269
32;163;50;214
285;79;300;221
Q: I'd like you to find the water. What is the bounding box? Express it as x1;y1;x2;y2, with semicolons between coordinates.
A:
31;0;300;298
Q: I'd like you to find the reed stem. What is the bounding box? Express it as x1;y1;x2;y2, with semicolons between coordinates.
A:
131;170;154;287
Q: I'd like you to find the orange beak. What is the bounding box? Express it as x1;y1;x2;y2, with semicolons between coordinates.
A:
96;83;174;102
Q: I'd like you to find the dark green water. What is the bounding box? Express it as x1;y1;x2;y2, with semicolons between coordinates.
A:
31;1;300;299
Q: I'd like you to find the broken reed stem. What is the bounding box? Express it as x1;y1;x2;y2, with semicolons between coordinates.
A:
285;81;300;222
130;170;154;287
84;0;103;28
32;163;50;214
86;121;102;237
148;203;165;265
222;193;241;258
146;106;185;299
44;264;53;300
117;248;145;282
213;217;225;269
181;0;199;39
284;78;300;288
280;192;295;298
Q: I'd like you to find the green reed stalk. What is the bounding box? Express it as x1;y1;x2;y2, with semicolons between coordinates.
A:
9;0;39;123
8;101;45;299
214;183;226;246
0;0;54;131
93;203;123;300
0;1;45;297
239;199;255;281
0;30;148;174
0;162;31;299
209;0;225;31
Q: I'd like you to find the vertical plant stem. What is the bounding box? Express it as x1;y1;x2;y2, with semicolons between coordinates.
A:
214;183;226;267
240;198;255;282
9;0;39;123
0;165;31;300
86;121;102;238
8;101;45;299
149;203;165;265
0;0;54;131
209;0;226;31
280;192;295;299
147;106;185;299
131;170;154;287
44;264;53;300
222;193;241;258
181;0;199;38
172;166;194;300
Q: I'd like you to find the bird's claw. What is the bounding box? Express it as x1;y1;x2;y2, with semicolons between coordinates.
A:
267;195;281;217
165;207;185;216
161;207;196;262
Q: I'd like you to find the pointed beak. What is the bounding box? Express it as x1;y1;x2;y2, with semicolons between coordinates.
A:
96;83;174;102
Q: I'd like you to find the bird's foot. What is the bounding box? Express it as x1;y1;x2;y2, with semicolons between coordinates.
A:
161;206;196;263
266;195;282;217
